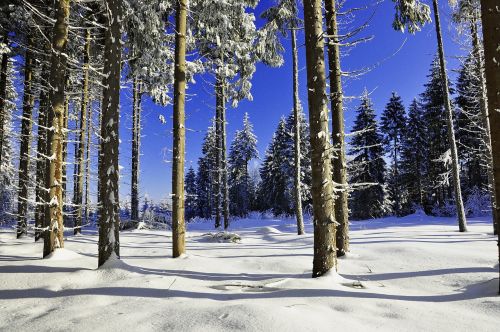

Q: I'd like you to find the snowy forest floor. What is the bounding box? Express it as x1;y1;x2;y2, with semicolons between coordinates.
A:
1;213;499;331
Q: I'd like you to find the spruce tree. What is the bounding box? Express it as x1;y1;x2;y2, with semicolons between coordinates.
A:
348;92;388;220
185;167;197;221
380;92;407;216
196;122;217;219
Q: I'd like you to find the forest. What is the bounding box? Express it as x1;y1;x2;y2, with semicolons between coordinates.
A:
0;0;499;330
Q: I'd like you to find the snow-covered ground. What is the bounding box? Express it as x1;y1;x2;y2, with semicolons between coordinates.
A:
1;213;499;331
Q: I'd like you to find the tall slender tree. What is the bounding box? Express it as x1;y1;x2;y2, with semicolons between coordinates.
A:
98;0;122;266
432;0;467;232
479;0;500;293
303;0;337;277
171;0;188;258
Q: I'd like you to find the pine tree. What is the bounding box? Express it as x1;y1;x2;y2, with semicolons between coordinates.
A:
303;0;337;277
228;113;258;217
348;92;388;220
479;0;500;293
431;0;467;231
381;92;407;216
98;0;122;266
401;99;426;210
196;122;217;219
171;0;188;258
185;167;197;221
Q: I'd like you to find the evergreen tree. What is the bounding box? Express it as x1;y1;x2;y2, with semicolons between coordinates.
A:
196;122;217;219
348;92;388;220
228;113;258;217
380;92;407;216
401;99;427;210
185;167;197;221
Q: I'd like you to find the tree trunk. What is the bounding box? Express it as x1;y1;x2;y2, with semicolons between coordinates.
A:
291;27;305;236
98;0;122;267
432;0;467;232
17;34;35;238
221;79;229;230
470;20;497;235
61;74;70;220
74;25;91;235
479;0;500;294
303;0;337;277
325;0;348;255
172;0;188;258
84;100;93;224
214;72;222;229
131;77;140;223
43;0;70;258
0;31;9;169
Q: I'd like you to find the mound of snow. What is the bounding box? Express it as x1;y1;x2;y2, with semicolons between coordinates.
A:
255;226;282;234
44;248;83;261
200;232;241;243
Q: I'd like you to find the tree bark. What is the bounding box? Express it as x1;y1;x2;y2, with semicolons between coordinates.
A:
43;0;70;258
74;25;91;235
291;27;305;236
303;0;337;277
220;77;229;230
131;77;141;223
0;31;9;170
470;20;497;235
84;100;93;224
172;0;188;258
17;33;35;238
479;0;500;294
214;72;222;229
432;0;467;232
98;0;122;267
325;0;349;255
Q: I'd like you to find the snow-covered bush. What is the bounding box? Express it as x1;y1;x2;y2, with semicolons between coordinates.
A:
465;187;491;217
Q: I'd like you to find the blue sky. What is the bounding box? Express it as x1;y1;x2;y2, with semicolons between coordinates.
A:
118;0;465;203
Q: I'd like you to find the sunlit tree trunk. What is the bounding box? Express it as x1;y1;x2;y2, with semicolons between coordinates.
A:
131;77;141;223
432;0;467;232
98;0;122;266
291;27;305;236
43;0;70;258
326;0;349;255
214;72;222;229
303;0;337;277
172;0;188;258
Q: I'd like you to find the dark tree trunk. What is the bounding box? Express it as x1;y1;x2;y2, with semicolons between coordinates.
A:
131;77;141;223
214;72;222;229
479;0;500;294
172;0;188;258
303;0;337;277
17;33;35;238
326;0;349;255
98;0;122;267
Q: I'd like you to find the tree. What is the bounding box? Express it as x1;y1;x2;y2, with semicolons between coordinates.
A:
43;0;70;258
185;167;197;221
401;99;426;210
380;92;407;216
303;0;337;277
325;0;348;254
171;0;188;258
348;92;388;220
98;0;122;266
228;113;258;217
431;0;467;232
196;122;217;219
479;0;500;293
259;0;305;235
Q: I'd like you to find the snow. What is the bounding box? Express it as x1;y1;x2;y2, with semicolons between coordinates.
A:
0;214;499;331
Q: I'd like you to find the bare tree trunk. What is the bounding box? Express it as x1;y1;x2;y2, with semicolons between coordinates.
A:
61;74;70;220
0;31;9;169
214;73;222;229
432;0;467;232
17;34;35;238
221;77;229;230
84;100;93;224
470;20;497;235
172;0;188;258
325;0;349;255
131;77;140;223
291;27;305;236
98;0;122;267
303;0;337;277
74;26;91;235
479;0;500;294
43;0;70;258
